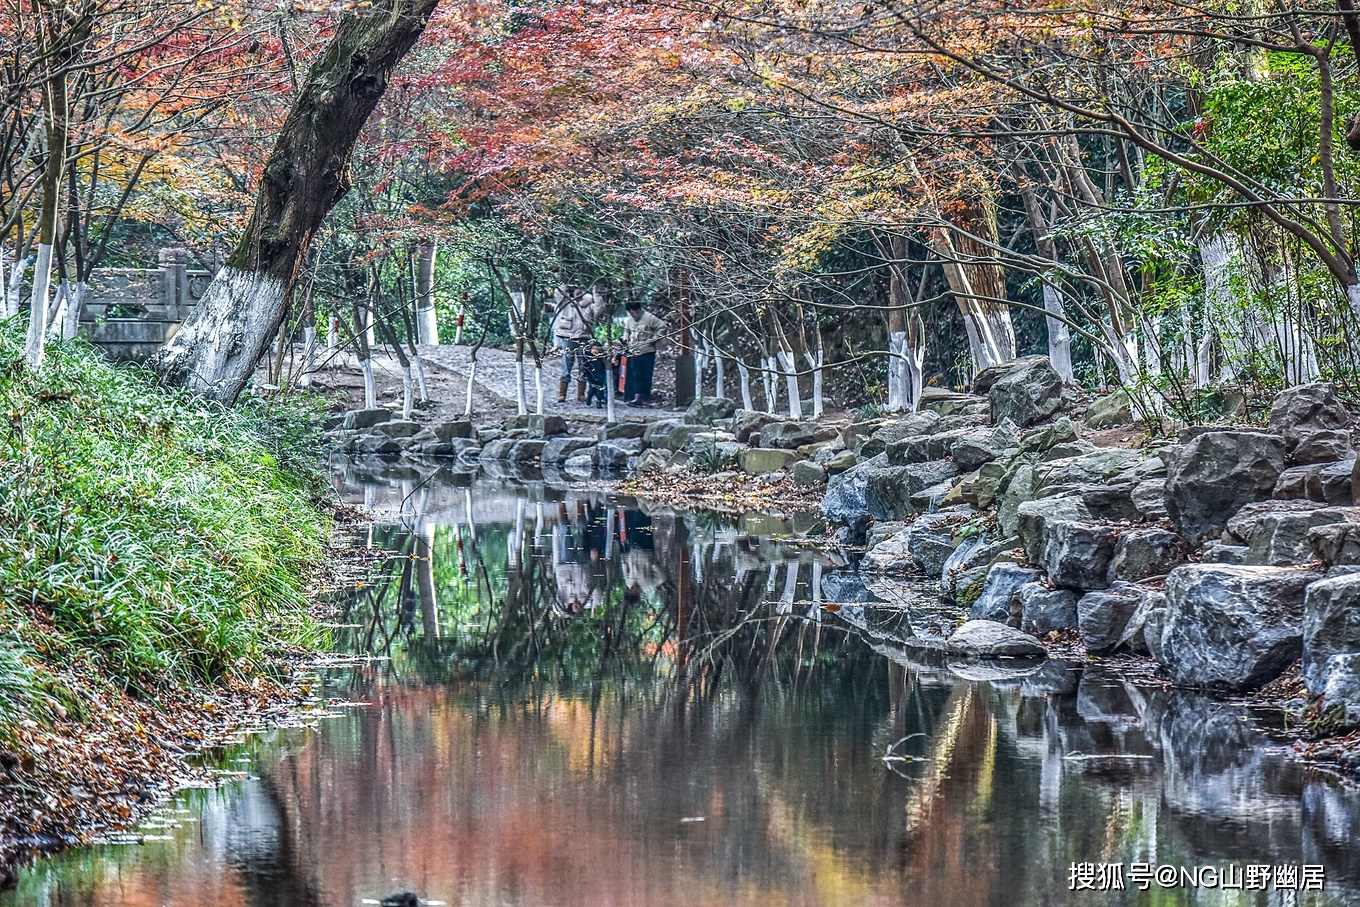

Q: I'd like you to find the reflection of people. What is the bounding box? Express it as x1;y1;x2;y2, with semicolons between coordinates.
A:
622;300;666;406
552;501;608;616
553;287;606;403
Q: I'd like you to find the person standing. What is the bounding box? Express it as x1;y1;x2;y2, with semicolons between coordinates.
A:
622;300;666;406
552;287;606;402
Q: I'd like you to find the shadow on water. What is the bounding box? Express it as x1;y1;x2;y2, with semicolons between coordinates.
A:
9;462;1360;906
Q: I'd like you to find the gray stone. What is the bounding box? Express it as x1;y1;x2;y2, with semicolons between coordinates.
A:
1267;382;1353;447
858;411;942;457
1131;479;1169;521
761;421;837;450
740;448;797;475
684;395;738;425
945;620;1047;658
919;388;989;417
1017;495;1093;565
542;437;596;464
866;521;908;549
1018;416;1079;454
1044;520;1119;590
353;434;402;456
478;438;518;461
644;419;685;447
1164;431;1288;542
865;461;960;521
908;511;969;576
1108;528;1186;583
507;440;547;463
910;480;956;512
998;461;1041;536
635;449;669;473
1078;582;1147;653
969;564;1042;622
1309;522;1360;569
861;528;914;572
825;449;857;475
373;419;422;439
940;534;998;595
343;408;393;430
989;357;1064;428
1079;483;1140;522
886;427;971;465
1019;583;1079;635
1084;390;1134;429
1141;592;1168;662
1115;589;1164;656
663;424;707;452
684;432;739;456
476;428;505;445
792;460;828;487
563;453;594;474
1317;654;1360;728
731;410;779;443
595;438;645;468
433;419;474;442
950;421;1020;471
1292;428;1353;465
599;421;648;441
1225;499;1325;544
1272;460;1355;505
821;453;887;524
1161;564;1322;691
1202;544;1248;564
1242;506;1360;566
1032;448;1146;496
1302;574;1360;691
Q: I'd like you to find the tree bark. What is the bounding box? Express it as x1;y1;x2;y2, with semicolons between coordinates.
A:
151;0;440;403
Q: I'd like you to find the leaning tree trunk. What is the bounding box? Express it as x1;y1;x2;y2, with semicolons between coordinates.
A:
150;0;440;403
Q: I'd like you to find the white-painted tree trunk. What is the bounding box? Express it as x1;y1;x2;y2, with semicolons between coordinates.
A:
61;281;86;341
1347;283;1360;319
400;364;414;419
804;350;823;418
413;352;429;401
453;305;464;345
737;361;754;411
887;331;906;411
777;350;801;419
48;280;69;339
327;315;339;362
1144;318;1163;378
415;242;439;345
464;358;477;417
359;356;377;409
515;359;528;415
694;342;707;400
24;243;55;369
763;356;779;414
534;363;544;415
715;353;726;399
606;365;617;423
1041;283;1075;385
5;252;27;319
299;325;317;388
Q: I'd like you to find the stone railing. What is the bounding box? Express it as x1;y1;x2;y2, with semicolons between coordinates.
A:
81;248;211;361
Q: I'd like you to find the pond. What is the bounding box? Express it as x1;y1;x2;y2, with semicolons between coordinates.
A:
6;460;1360;906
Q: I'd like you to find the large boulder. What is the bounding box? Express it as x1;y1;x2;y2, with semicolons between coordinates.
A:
950;421;1020;471
1224;499;1325;544
864;461;959;521
506;439;547;463
1131;480;1168;520
731;409;779;443
1018;416;1078;455
918;388;988;417
1161;564;1322;691
1316;655;1360;728
1163;431;1287;542
1274;459;1356;505
821;453;887;524
969;564;1042;622
860;528;915;572
525;415;568;438
595;438;644;469
945;620;1047;658
1077;582;1146;653
433;419;474;442
760;420;837;449
1032;448;1146;496
908;511;969;576
478;438;518;462
1043;520;1119;590
988;357;1064;428
1084;390;1134;429
1292;428;1353;465
1309;522;1360;569
1302;574;1360;691
1267;382;1352;448
542;437;596;465
352;434;402;456
739;448;797;475
792;460;828;487
599;421;648;442
858;411;943;457
644;419;685;447
1018;583;1079;635
1108;528;1186;583
343;407;392;430
1240;506;1360;566
373;419;422;439
1016;495;1093;564
886;427;972;465
684;395;738;425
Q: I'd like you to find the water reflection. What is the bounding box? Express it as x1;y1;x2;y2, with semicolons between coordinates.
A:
8;469;1360;907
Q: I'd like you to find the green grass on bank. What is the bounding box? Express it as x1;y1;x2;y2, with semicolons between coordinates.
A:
0;326;329;739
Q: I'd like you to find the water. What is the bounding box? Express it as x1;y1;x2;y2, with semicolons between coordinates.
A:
7;462;1360;906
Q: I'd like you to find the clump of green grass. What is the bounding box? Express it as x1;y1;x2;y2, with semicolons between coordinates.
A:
0;324;328;728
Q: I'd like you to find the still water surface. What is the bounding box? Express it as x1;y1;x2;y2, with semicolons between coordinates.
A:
7;461;1360;906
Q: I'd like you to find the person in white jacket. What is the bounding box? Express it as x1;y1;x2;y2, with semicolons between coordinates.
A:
552;287;607;402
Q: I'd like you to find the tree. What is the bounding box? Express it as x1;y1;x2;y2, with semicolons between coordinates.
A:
151;0;440;404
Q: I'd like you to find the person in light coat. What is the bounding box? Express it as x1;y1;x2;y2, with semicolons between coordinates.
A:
552;287;607;402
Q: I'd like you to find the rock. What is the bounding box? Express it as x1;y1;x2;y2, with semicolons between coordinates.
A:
730;410;778;443
969;564;1042;622
1131;479;1169;520
1018;583;1079;635
1302;574;1360;691
1161;564;1322;691
1309;522;1360;568
563;453;594;474
542;437;596;464
373;419;422;439
507;440;547;463
343;407;393;430
861;528;914;572
940;534;998;596
1202;544;1248;564
1163;431;1287;542
1043;520;1119;590
886;427;970;465
1016;495;1093;564
684;396;738;425
1314;459;1355;504
1292;428;1353;465
1267;382;1353;447
595;438;644;469
825;449;857;475
523;415;567;439
864;461;960;521
908;511;969;576
1241;506;1360;566
1018;416;1078;454
918;388;988;417
635;449;669;472
1139;591;1168;662
1108;528;1186;583
1084;390;1134;429
402;429;437;450
663;424;707;452
1317;654;1360;728
950;421;1020;471
433;419;474;442
478;438;518;461
353;434;402;456
1225;499;1325;544
969;361;1017;395
997;461;1040;536
739;448;797;475
792;460;828;487
421;438;476;457
1078;483;1140;522
644;419;685;447
945;620;1047;658
988;357;1064;428
822;453;886;524
858;411;942;457
866;521;908;549
476;428;505;445
1032;448;1146;496
599;421;648;441
1077;582;1146;653
761;421;837;449
910;480;955;512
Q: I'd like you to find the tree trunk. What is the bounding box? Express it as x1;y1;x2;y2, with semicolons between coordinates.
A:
150;0;440;403
26;84;67;369
414;240;438;344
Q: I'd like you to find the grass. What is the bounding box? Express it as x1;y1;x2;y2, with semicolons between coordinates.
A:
0;324;329;736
